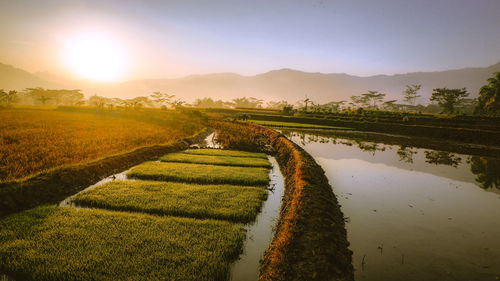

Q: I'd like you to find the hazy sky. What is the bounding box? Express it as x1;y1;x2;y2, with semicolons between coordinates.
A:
1;0;500;81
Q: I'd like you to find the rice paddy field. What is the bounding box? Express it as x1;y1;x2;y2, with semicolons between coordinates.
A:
0;206;244;281
73;180;268;222
160;151;272;168
128;161;270;186
0;108;204;182
0;148;273;280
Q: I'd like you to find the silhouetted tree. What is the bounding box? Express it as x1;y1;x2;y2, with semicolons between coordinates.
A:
350;95;369;108
475;72;500;115
430;88;469;114
266;100;291;109
403;84;421;106
88;95;108;109
231;97;263;108
192;97;226;108
150;92;174;108
382;99;398;111
0;90;18;107
362;91;386;109
170;98;186;109
302;96;311;112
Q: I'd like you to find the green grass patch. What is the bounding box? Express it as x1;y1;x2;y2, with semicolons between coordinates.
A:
160;152;272;168
0;206;244;281
248;120;352;130
128;162;270;186
73;180;268;223
182;149;267;159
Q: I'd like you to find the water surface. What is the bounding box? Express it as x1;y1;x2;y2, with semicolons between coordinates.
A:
285;130;500;281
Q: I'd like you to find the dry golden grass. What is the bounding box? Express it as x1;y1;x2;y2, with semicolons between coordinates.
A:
0;108;203;182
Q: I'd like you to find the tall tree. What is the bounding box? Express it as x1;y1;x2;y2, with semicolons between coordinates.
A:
361;90;386;109
193;97;226;108
350;95;369;108
0;90;18;107
403;84;421;106
150;92;174;108
475;72;500;115
430;87;470;114
302;96;311;112
382;99;398;111
231;97;263;108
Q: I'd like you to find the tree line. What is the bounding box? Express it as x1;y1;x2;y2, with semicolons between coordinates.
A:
1;72;499;115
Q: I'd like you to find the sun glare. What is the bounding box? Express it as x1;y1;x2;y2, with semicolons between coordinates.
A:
64;33;127;82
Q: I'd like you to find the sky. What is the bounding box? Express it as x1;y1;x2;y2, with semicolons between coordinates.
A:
1;0;500;81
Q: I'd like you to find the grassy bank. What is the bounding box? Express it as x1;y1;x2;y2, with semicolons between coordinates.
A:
128;161;270;186
212;121;354;281
247;120;352;130
160;152;272;168
73;180;268;223
0;206;244;281
0;128;211;217
182;148;268;158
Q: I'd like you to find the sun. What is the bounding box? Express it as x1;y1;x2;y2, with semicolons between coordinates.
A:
64;33;127;82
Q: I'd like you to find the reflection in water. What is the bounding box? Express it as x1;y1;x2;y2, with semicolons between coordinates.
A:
424;151;462;168
470;156;500;190
396;146;417;163
284;130;500;281
282;130;500;191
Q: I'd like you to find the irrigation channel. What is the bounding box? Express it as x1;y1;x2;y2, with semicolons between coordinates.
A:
0;133;285;281
281;129;500;281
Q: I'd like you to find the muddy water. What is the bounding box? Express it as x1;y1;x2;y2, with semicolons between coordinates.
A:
285;130;500;281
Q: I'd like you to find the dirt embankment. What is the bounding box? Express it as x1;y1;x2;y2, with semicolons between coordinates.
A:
0;129;212;217
212;121;354;281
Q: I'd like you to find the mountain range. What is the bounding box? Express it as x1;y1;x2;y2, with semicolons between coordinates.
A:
1;61;499;104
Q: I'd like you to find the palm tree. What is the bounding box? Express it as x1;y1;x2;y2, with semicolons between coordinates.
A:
475;72;500;115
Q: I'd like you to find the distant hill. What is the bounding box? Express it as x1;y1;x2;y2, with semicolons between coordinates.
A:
2;61;500;104
0;63;61;90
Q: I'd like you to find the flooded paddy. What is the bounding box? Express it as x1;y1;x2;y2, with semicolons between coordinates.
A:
284;130;500;281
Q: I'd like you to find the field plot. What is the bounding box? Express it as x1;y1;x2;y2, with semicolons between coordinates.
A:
0;108;203;182
160;152;272;168
0;147;273;280
182;148;267;159
128;161;270;186
73;180;268;222
248;119;352;130
0;206;244;281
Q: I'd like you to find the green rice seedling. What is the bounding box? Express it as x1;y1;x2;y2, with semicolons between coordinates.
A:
73;180;268;223
182;148;267;159
127;162;270;186
248;120;352;130
0;206;245;281
160;152;272;168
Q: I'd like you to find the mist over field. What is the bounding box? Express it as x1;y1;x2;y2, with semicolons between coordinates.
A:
2;61;500;104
